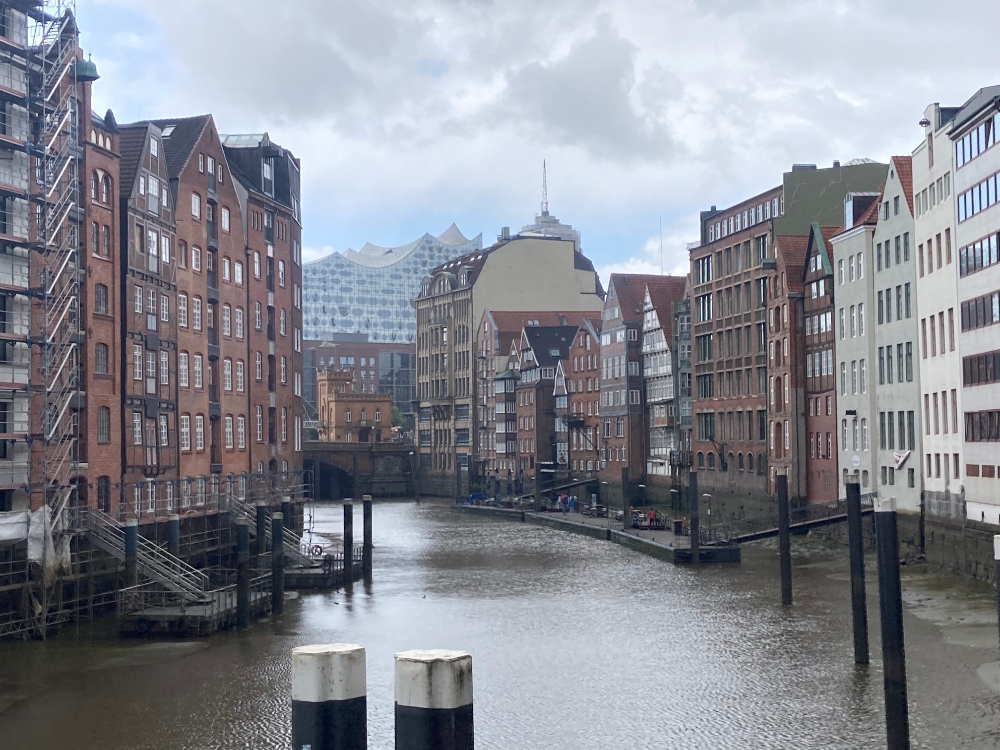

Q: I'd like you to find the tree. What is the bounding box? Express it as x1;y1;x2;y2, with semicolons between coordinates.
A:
391;406;404;427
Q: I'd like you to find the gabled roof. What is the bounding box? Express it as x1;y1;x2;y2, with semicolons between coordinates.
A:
484;309;592;335
607;273;671;322
857;186;884;226
149;115;212;179
117;122;150;198
520;325;576;369
890;155;914;217
643;275;688;341
798;223;840;284
774;234;810;291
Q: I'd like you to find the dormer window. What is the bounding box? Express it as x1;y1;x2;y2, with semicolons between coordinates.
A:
262;159;274;196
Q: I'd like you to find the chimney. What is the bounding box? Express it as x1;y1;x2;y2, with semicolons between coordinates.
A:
833;160;841;168
499;227;510;240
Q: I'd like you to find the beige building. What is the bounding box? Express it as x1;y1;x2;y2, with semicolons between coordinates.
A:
317;368;393;443
413;232;604;494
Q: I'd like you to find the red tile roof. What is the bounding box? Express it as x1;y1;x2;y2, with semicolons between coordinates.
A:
643;275;689;341
483;310;595;336
608;273;685;322
891;155;914;216
775;234;810;290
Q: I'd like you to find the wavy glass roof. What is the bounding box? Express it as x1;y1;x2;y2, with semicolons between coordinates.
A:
303;225;482;343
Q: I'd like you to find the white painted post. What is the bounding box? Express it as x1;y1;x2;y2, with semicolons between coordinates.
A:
291;643;367;750
394;649;473;750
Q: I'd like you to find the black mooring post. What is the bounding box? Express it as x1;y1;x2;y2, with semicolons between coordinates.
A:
167;514;180;557
236;519;250;628
256;500;268;556
846;479;869;664
343;501;354;588
621;467;630;531
688;472;700;565
362;496;373;580
777;472;792;606
124;519;138;588
271;512;285;616
875;496;910;750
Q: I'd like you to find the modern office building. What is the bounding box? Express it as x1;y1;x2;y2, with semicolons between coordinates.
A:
302;225;482;344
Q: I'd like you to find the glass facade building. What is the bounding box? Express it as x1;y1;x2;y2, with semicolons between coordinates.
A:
302;224;482;343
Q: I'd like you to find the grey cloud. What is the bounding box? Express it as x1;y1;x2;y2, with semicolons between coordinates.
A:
499;17;678;160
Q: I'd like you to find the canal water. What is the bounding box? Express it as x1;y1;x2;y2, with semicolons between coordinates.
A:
2;500;1000;749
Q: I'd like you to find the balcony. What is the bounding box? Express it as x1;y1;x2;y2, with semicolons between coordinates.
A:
0;249;27;290
206;218;218;250
207;172;217;200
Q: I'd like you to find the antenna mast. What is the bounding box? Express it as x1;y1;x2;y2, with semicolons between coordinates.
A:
541;160;549;216
659;215;664;274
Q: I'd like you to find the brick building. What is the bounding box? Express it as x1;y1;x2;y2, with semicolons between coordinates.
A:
316;368;393;443
564;318;602;478
598;274;685;500
81;108;123;515
475;310;591;477
117;120;178;515
413;232;603;495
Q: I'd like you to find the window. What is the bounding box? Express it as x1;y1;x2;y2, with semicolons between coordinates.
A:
180;415;191;450
179;352;189;387
254;251;261;279
221;207;230;232
160;351;169;385
132;411;143;445
222;304;231;336
222;257;231;281
192;297;202;330
256;406;263;442
278;260;285;287
178;294;188;327
237;360;245;392
195;415;204;450
223;358;232;391
255;302;262;330
133;343;143;380
160;294;169;322
234;262;243;285
256;352;262;381
237;416;246;449
280;309;286;336
281;408;287;442
193;354;203;388
235;307;244;339
225;416;234;449
191;192;201;219
280;356;287;384
192;246;201;271
97;406;110;443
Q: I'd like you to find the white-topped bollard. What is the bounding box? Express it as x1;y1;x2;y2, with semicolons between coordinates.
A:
394;649;473;750
292;644;367;750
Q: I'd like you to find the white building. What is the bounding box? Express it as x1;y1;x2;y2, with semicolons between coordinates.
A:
832;191;881;498
913;102;964;519
871;157;922;513
949;87;1000;524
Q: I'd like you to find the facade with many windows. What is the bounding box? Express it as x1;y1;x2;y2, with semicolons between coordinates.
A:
914;102;964;518
950;87;1000;524
833;191;881;499
871;157;922;513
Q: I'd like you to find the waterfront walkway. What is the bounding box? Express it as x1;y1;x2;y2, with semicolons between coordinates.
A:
452;504;741;564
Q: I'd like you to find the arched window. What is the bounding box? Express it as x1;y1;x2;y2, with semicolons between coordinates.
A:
862;470;869;488
90;171;98;200
738;453;744;471
757;453;765;475
94;343;109;373
707;452;716;469
94;283;108;315
101;175;111;204
97;475;111;511
747;453;754;472
97;408;110;443
697;451;704;469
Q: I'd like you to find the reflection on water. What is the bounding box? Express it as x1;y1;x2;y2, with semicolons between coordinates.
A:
1;500;999;749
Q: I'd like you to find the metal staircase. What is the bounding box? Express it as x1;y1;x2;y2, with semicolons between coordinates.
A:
229;497;315;567
87;511;210;602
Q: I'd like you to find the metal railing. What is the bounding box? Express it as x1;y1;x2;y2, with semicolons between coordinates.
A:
702;495;876;545
87;510;210;601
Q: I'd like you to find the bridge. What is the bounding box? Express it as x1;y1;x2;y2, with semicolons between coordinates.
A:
303;441;418;500
699;496;875;545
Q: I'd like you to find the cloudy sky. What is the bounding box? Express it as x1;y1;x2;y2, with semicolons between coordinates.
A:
82;0;995;283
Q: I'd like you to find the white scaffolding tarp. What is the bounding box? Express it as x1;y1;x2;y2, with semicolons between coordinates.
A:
0;511;28;543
